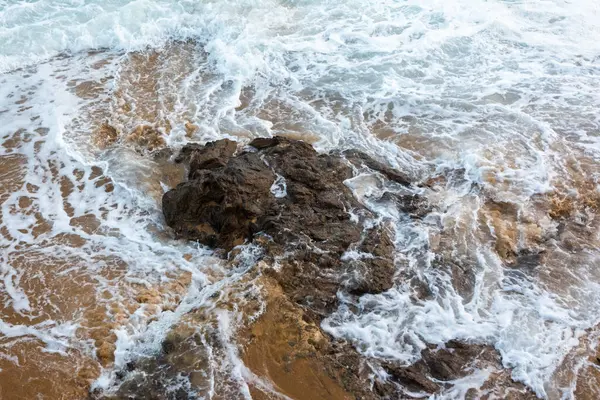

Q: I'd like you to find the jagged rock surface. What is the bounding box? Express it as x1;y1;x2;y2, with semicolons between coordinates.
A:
157;136;535;400
162;136;403;317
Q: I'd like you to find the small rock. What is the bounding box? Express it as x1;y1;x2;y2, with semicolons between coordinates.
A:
184;122;199;137
94;123;118;148
96;341;116;364
127;125;165;152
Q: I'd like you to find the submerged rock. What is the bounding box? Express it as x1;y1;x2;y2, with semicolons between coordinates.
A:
380;341;537;399
127;125;166;152
343;149;411;186
94;123;118;148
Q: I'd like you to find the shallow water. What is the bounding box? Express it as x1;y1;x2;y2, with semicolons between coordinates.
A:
1;0;600;399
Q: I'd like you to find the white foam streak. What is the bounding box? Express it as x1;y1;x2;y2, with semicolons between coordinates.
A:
432;368;493;400
0;319;77;354
0;253;30;313
269;173;287;198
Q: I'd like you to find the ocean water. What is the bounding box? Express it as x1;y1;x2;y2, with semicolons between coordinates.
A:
1;0;600;398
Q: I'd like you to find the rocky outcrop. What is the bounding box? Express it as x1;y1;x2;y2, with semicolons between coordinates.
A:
379;341;536;399
162;137;405;318
158;137;535;399
164;137;358;251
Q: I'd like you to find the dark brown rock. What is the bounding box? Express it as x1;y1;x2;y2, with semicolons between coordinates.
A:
382;340;537;398
163;149;276;250
433;254;477;303
188;138;237;173
173;143;204;164
162;137;413;319
343;149;412;186
379;191;431;218
346;224;397;296
509;249;545;271
419;341;498;381
164;137;359;252
381;361;441;394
